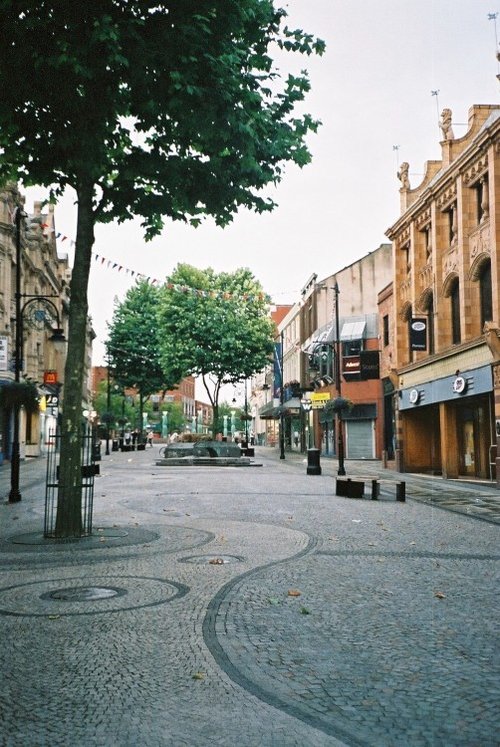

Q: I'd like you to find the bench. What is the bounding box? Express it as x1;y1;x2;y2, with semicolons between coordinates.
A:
371;479;406;502
336;477;406;502
335;477;365;498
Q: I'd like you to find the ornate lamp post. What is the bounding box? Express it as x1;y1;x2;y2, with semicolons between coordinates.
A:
333;281;346;476
301;396;312;449
9;295;65;503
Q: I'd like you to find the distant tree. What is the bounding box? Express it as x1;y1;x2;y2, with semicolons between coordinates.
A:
157;264;274;436
0;2;323;536
107;280;176;436
92;379;136;435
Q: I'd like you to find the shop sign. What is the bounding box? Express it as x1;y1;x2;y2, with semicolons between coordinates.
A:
343;356;360;376
410;318;427;351
409;388;420;404
452;376;467;394
360;350;380;380
44;370;58;385
0;336;7;370
310;392;330;409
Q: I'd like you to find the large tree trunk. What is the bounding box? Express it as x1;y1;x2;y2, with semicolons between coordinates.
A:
55;181;95;537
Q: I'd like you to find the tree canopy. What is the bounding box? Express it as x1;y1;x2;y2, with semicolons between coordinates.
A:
157;263;274;432
0;1;323;536
107;280;176;396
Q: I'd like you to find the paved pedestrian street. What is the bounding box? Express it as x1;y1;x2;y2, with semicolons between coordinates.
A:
0;448;498;746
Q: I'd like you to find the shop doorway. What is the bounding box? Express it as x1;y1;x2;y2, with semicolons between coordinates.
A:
457;398;491;479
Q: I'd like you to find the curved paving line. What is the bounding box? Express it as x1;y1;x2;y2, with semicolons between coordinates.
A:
202;533;369;747
0;525;216;571
406;495;500;525
0;575;189;618
317;549;500;561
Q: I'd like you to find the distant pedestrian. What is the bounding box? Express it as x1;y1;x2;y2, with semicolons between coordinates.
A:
147;431;154;447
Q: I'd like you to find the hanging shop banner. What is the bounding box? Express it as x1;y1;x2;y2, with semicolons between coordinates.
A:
0;336;7;370
273;342;282;399
310;392;331;409
410;318;427;351
360;350;380;380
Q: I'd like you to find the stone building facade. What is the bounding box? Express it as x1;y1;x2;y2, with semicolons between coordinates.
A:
0;183;86;461
386;104;500;482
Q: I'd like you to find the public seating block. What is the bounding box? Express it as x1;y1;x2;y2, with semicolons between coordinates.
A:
371;479;406;502
335;478;365;498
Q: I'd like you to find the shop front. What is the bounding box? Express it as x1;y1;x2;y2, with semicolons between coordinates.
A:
399;365;494;480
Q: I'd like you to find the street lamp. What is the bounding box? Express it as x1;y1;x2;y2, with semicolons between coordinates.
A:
8;207;66;503
301;397;312;449
333;281;346;476
9;301;65;504
279;330;285;459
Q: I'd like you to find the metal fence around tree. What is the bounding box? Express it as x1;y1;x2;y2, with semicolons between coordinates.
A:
44;426;97;538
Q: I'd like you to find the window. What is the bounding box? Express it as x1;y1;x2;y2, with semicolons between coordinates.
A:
479;261;492;329
448;204;457;245
450;279;461;344
402;244;411;273
427;297;435;354
475;175;488;224
383;315;389;347
342;338;363;357
424;225;432;260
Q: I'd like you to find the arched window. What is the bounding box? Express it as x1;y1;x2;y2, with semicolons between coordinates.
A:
450;279;461;344
479;261;492;329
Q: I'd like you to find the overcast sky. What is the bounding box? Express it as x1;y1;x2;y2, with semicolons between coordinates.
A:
25;0;499;388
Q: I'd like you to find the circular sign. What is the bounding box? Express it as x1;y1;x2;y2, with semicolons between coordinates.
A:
453;376;467;394
411;321;426;331
409;388;420;404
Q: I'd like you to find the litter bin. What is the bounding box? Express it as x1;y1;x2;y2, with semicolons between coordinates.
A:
92;440;101;462
112;440;119;452
306;447;321;475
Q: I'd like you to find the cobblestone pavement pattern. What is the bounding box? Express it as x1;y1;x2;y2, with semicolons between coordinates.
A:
0;447;498;746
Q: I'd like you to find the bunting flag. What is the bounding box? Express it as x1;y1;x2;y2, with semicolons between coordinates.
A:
0;196;272;303
91;252;270;302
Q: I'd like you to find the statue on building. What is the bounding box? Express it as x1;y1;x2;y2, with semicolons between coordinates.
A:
397;162;410;190
439;108;454;141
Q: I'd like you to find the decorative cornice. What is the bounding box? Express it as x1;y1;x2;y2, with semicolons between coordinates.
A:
395;226;411;249
436;183;457;212
463;154;488;185
415;208;431;230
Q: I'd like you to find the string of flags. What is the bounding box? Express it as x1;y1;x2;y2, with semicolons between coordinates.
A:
46;226;272;303
1;198;272;303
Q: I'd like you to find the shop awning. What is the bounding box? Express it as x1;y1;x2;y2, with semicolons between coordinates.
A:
259;402;280;419
259;397;302;419
340;321;366;341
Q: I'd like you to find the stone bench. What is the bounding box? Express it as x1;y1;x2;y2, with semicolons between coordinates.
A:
371;479;406;502
336;477;406;502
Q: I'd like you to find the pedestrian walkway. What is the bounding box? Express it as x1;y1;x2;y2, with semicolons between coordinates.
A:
0;447;498;746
